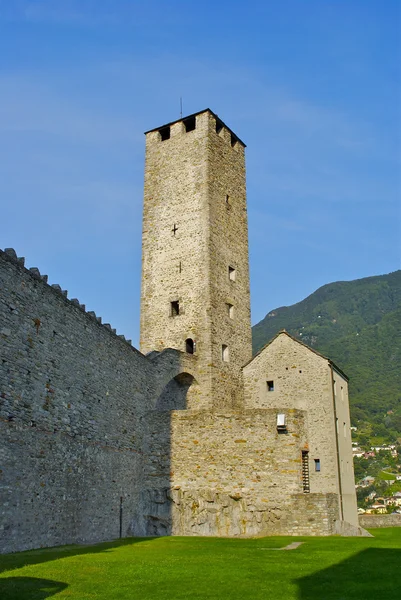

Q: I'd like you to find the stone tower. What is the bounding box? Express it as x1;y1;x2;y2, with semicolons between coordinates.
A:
140;109;252;409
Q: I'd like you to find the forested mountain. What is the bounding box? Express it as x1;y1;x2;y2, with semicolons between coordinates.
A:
252;271;401;439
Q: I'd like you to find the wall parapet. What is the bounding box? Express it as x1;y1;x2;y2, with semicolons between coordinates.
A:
1;248;134;348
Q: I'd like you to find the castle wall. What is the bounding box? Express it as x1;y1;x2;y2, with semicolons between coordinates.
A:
332;370;358;526
0;104;359;551
138;408;339;536
0;250;156;553
359;514;401;528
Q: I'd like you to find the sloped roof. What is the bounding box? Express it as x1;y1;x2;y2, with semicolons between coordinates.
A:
243;329;348;380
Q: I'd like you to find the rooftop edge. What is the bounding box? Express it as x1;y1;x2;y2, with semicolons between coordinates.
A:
144;108;246;147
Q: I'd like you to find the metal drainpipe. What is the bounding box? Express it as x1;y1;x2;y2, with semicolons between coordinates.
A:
330;365;344;521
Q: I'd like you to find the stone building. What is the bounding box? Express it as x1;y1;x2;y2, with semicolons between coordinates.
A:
140;109;251;410
0;109;362;554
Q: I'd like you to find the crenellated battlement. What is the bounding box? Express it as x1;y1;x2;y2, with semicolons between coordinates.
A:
144;108;246;149
1;248;132;346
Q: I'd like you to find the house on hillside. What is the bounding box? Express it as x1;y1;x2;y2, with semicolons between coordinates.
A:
366;505;387;514
359;476;375;487
387;496;401;507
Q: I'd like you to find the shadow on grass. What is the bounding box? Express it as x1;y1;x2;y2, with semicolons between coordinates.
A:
0;576;67;600
297;548;401;600
0;537;152;576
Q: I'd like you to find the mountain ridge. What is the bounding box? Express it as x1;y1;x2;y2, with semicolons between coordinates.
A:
251;270;401;438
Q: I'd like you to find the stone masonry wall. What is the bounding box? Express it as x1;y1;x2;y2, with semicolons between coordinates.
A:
0;247;350;550
140;110;252;411
243;333;341;499
359;514;401;528
138;407;339;536
332;369;358;526
140;113;212;409
0;249;156;553
206;111;252;409
243;332;359;528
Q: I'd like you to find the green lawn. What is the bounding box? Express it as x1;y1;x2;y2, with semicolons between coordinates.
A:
1;528;400;599
378;470;398;480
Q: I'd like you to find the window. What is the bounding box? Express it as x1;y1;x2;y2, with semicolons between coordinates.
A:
159;126;170;141
314;459;321;472
222;344;229;362
230;133;237;148
225;194;231;206
226;303;234;319
343;422;347;438
228;266;236;281
183;116;196;132
277;413;286;432
216;118;223;134
302;451;310;493
171;301;180;317
185;338;195;354
267;380;274;392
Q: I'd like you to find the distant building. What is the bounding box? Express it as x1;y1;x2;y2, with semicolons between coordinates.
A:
359;476;375;487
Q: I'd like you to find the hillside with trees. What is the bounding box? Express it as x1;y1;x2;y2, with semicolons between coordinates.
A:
252;270;401;442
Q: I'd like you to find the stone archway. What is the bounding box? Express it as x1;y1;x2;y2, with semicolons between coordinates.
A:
155;372;199;411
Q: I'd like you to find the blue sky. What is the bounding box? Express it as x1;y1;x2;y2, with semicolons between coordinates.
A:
1;0;400;345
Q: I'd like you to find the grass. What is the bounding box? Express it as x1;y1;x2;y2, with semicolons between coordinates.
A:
0;529;401;599
379;470;398;480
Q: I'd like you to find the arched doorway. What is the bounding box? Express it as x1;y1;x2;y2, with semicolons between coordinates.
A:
155;372;199;410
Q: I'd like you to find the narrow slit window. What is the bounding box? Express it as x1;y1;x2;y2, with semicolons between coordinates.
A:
222;344;229;362
171;301;180;317
302;451;310;493
185;338;195;354
225;194;231;206
230;133;237;148
226;303;234;319
228;266;236;281
183;116;196;132
216;119;223;134
159;126;170;141
314;459;321;472
267;380;274;392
